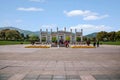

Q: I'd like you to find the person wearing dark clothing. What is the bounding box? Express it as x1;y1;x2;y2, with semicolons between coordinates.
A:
86;40;90;46
97;40;99;47
93;40;96;47
64;40;69;48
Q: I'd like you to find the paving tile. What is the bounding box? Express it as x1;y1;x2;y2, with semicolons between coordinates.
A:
66;75;80;79
37;79;52;80
96;79;110;80
109;75;120;79
24;74;39;79
66;71;78;75
80;75;96;80
0;73;12;78
110;79;120;80
8;73;27;80
53;79;66;80
53;75;66;79
39;75;53;79
93;75;110;79
66;79;80;80
23;79;37;80
54;71;66;75
0;73;13;80
0;77;10;80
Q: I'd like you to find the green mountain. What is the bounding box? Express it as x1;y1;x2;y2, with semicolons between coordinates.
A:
0;27;40;36
0;27;98;38
85;32;98;38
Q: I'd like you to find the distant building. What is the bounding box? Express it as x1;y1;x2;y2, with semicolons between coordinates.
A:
40;27;83;43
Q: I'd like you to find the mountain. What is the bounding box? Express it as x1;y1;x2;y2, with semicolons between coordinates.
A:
0;27;40;36
0;27;98;38
85;32;98;38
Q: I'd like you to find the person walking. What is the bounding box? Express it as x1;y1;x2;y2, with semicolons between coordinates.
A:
93;40;96;47
97;40;99;47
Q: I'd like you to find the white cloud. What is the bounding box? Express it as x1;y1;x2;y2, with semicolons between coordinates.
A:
29;0;45;3
83;15;109;20
69;24;113;34
64;10;109;20
64;10;84;17
17;7;44;11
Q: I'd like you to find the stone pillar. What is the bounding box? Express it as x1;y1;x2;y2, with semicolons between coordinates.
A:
40;29;42;43
81;29;83;42
70;29;72;43
64;27;66;32
64;27;66;41
50;29;52;43
75;29;77;43
46;29;48;43
57;27;59;43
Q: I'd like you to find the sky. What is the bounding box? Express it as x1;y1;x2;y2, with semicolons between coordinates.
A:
0;0;120;35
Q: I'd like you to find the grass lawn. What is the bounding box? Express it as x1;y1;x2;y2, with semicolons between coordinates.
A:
101;41;120;45
0;41;30;45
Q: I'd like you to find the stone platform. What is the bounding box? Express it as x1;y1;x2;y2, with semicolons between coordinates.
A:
0;45;120;80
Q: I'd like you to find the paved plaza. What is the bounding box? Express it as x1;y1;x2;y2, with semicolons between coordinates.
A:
0;45;120;80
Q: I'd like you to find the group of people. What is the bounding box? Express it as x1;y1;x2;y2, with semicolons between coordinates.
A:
59;40;69;48
55;39;100;48
93;40;100;47
55;40;69;48
86;40;100;47
64;40;69;48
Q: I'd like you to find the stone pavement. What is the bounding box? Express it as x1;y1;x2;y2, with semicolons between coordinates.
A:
0;45;120;80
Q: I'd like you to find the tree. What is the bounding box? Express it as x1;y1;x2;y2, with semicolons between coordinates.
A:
83;36;87;41
97;31;108;41
108;31;116;41
29;34;39;41
25;34;29;41
116;31;120;41
52;36;56;42
76;37;81;42
21;33;25;41
92;37;96;41
0;29;10;40
66;36;70;41
5;30;21;40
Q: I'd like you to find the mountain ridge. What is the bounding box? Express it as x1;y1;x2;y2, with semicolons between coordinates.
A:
85;32;98;38
0;27;40;36
0;27;97;37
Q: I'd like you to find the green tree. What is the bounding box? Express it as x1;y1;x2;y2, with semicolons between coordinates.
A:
76;37;81;42
25;34;29;41
21;33;25;41
97;31;108;41
29;34;39;41
83;36;87;41
0;29;10;40
108;31;116;41
116;31;120;41
66;36;70;41
52;36;56;42
5;30;21;40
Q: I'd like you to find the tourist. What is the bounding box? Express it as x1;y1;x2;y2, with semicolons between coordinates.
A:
55;41;57;45
64;40;69;48
86;40;90;46
97;40;99;47
93;40;96;47
66;41;69;48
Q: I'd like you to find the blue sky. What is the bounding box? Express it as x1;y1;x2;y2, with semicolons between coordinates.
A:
0;0;120;35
